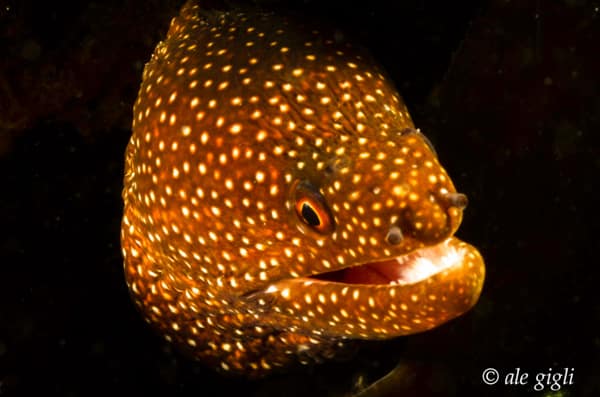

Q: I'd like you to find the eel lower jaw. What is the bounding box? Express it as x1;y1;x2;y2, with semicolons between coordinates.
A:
256;236;484;338
308;237;468;286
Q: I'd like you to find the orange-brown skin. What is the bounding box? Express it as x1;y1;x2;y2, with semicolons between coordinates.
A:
121;1;485;376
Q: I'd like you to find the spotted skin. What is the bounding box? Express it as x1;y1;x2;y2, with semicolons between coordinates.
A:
121;1;485;376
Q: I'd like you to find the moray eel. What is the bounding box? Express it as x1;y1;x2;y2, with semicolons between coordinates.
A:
121;0;485;377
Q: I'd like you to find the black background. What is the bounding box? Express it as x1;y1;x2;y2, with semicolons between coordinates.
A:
1;0;598;396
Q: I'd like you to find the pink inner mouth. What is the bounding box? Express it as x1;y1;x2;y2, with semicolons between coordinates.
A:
310;239;463;286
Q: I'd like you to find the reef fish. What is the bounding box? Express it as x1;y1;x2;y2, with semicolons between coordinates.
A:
121;0;485;377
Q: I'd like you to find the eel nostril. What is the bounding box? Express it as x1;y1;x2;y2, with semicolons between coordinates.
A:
442;192;468;210
386;225;404;245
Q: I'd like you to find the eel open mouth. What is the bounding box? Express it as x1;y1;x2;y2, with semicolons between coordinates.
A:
258;236;484;339
310;238;463;286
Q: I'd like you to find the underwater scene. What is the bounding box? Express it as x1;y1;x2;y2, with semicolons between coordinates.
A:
1;0;597;396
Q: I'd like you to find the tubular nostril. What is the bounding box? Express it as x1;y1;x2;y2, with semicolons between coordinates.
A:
442;192;468;210
386;225;404;245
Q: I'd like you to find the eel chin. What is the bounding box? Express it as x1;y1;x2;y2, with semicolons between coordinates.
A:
310;238;470;286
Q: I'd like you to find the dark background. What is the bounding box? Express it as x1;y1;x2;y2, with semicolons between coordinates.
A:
1;0;598;396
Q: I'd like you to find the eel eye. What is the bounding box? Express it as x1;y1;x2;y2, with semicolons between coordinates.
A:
293;182;335;234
